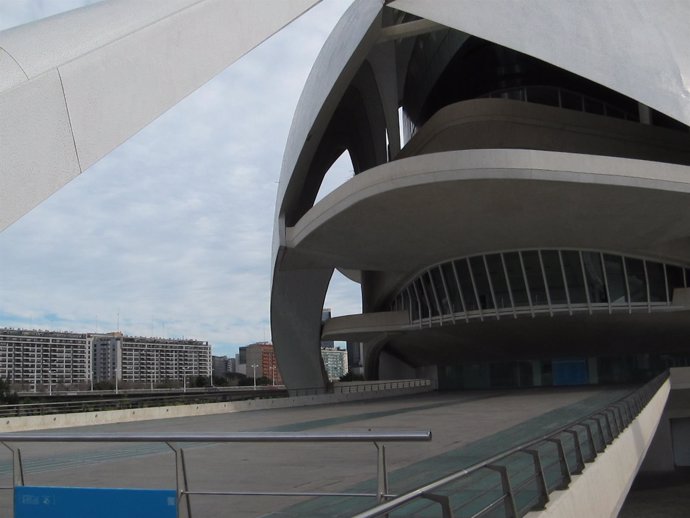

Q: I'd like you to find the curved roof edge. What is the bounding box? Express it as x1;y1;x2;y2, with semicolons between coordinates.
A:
273;0;384;264
390;0;690;126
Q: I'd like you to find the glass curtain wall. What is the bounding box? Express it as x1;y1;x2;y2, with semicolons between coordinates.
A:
393;249;688;325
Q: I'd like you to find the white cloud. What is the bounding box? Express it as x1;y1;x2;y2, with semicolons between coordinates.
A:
0;0;357;357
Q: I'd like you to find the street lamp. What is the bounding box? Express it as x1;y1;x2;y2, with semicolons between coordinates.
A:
251;364;258;390
115;367;119;395
183;367;190;393
48;369;55;396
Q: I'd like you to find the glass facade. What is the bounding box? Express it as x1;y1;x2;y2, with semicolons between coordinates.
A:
392;249;688;325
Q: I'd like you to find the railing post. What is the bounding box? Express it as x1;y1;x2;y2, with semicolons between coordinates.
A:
421;492;455;518
1;442;24;487
487;465;518;518
597;413;613;444
564;430;585;474
375;442;389;504
545;437;571;489
582;421;599;460
167;442;192;518
524;449;549;509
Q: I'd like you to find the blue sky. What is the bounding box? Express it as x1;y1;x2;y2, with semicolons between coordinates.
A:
0;0;360;357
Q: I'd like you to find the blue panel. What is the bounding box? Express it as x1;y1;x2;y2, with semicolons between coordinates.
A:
553;359;589;386
15;486;177;518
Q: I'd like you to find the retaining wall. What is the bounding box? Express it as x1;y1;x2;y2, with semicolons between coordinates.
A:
1;382;433;432
527;378;670;518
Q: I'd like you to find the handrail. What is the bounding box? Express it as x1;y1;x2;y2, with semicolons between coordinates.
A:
0;379;432;417
0;429;432;518
354;372;668;518
0;389;289;417
0;430;432;443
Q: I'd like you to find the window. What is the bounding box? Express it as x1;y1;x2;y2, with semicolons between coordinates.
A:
541;250;567;305
561;251;587;304
522;251;547;307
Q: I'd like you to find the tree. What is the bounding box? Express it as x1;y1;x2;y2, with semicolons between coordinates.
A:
0;378;19;404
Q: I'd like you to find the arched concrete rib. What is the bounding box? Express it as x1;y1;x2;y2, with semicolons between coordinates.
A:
0;0;320;232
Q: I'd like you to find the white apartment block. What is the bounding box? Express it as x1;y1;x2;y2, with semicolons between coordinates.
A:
91;333;211;384
0;328;90;388
320;347;348;381
0;328;211;389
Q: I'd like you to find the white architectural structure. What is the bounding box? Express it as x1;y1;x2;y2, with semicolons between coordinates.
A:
0;0;319;232
2;1;690;393
270;0;690;391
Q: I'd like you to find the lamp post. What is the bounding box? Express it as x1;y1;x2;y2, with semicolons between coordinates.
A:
270;363;275;387
48;369;55;396
251;364;258;390
183;367;190;393
115;366;119;395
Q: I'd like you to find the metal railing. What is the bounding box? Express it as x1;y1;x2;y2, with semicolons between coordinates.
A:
291;379;432;397
0;429;431;518
479;85;636;121
0;388;288;418
354;372;668;518
0;379;432;417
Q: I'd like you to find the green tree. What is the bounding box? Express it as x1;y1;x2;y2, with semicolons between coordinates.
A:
0;378;19;404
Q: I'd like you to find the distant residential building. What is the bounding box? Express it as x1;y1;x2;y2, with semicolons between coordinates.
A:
244;342;283;385
347;341;364;376
235;347;247;375
0;328;90;388
0;327;211;390
91;333;211;385
212;355;232;377
321;347;348;381
321;308;334;349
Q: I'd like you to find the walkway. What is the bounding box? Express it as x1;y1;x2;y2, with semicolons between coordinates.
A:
0;387;631;517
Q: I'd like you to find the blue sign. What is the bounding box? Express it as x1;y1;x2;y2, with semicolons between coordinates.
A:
15;486;177;518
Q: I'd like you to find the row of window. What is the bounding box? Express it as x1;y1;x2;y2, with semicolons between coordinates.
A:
391;249;689;325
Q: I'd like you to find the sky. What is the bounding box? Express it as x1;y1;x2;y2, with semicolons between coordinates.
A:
0;0;360;357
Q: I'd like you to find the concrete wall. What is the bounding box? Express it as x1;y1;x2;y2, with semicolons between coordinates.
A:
640;366;690;473
528;379;670;518
0;382;433;433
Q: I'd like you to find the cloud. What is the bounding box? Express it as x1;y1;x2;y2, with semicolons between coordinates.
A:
0;0;357;357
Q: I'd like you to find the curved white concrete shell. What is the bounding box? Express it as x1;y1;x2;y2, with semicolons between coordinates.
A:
0;0;320;231
273;0;690;390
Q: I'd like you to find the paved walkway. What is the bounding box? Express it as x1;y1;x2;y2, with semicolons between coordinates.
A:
0;387;629;517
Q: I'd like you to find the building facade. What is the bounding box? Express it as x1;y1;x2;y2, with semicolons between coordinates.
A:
92;333;211;386
271;0;690;391
0;328;90;389
321;347;348;381
243;342;283;385
0;328;210;390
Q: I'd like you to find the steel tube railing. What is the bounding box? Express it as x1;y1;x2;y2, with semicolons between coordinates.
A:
0;429;431;518
354;372;668;518
0;430;431;443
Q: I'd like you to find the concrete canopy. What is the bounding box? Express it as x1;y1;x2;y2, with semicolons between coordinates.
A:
290;149;690;277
